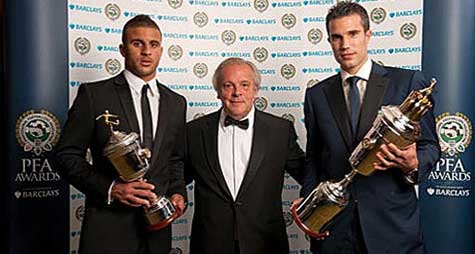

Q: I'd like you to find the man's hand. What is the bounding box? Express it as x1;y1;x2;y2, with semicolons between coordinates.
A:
170;194;186;215
111;179;156;208
374;143;418;173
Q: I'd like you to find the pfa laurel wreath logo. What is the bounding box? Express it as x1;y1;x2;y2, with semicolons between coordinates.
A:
104;3;121;21
221;30;237;46
16;110;61;156
308;28;323;45
193;12;208;28
193;63;208;79
307;79;319;88
168;45;183;61
436;112;472;156
370;7;386;24
254;0;269;13
253;47;269;63
281;13;297;29
281;64;296;80
74;37;91;55
105;58;121;75
400;23;417;40
168;0;183;9
254;97;268;111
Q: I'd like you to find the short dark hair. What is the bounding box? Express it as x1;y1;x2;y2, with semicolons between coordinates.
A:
325;1;370;34
122;14;162;44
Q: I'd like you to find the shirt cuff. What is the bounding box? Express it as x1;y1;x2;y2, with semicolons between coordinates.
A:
404;168;418;185
107;179;117;205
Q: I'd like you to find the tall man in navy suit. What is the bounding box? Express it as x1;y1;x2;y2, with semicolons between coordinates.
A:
293;2;440;254
54;15;186;254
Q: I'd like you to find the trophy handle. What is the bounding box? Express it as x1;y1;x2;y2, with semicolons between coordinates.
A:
291;205;330;240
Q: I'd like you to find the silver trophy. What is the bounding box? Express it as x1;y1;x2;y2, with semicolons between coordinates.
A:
292;79;437;239
97;110;181;231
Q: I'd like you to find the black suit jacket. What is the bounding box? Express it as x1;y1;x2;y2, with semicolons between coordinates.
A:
185;109;305;254
302;63;440;254
53;72;187;254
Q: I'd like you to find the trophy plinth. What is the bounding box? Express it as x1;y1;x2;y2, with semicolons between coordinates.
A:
292;79;437;239
97;110;181;231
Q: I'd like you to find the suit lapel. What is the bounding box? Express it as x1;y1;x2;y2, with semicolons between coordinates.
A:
150;82;170;164
356;63;389;142
114;72;140;133
203;110;234;200
236;110;266;200
323;76;353;151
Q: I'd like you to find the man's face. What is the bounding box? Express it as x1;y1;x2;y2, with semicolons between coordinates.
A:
328;14;371;74
120;27;163;81
217;64;258;120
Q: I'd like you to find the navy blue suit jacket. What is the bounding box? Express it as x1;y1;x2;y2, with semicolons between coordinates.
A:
301;63;440;254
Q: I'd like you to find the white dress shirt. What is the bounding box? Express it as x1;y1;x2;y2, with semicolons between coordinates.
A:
340;58;373;114
218;107;255;200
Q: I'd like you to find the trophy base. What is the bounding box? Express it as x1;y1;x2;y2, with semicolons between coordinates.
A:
291;206;330;239
146;207;182;232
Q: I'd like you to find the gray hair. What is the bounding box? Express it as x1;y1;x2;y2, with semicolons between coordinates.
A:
212;58;261;92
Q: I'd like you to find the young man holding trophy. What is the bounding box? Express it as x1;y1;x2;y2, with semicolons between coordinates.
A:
292;2;440;254
54;15;186;254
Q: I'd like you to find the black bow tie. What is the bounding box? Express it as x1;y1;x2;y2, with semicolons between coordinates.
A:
224;116;249;130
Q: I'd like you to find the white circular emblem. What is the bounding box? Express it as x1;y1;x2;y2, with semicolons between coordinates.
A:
436;112;472;156
105;58;121;75
281;113;295;123
307;28;323;45
281;13;297;29
254;0;269;13
281;64;296;80
400;23;417;40
104;3;121;21
193;63;208;79
253;47;269;63
193;12;208;28
75;205;85;221
307;79;320;88
74;37;91;55
254;97;268;111
16;110;61;156
168;0;183;9
168;45;183;61
221;30;237;46
370;7;386;24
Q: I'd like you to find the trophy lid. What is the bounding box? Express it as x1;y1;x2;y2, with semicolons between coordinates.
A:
103;131;140;156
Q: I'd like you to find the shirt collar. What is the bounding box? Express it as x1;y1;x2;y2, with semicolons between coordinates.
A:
340;58;372;83
123;69;160;96
219;106;255;131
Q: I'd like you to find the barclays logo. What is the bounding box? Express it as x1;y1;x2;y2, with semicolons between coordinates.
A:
388;47;421;54
271;52;302;58
221;52;251;58
271;1;302;7
164;32;189;39
389;9;422;18
302;67;333;74
189;0;219;6
191;33;219;41
302;16;325;23
302;50;332;57
214;18;244;24
239;35;270;42
123;12;155;19
69;81;81;87
157;67;187;73
157;15;188;22
270;102;302;108
283;184;300;190
271;35;301;42
221;1;251;7
166;84;188;90
188;101;221;107
69;62;102;70
189;51;219;57
104;27;122;34
372;30;394;37
69;4;102;13
97;45;119;52
303;0;334;6
258;69;276;75
246;19;276;25
189;84;214;91
288;233;299;239
397;65;421;71
69;23;102;33
271;86;301;92
367;48;386;55
171;235;191;241
172;218;188;224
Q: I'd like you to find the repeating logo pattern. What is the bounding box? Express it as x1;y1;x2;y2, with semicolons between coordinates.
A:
307;28;323;45
74;37;91;55
105;58;121;75
281;64;296;80
253;47;269;63
254;97;268;111
221;30;237;46
193;63;208;78
193;12;209;28
168;45;184;61
371;7;387;24
400;22;417;40
254;0;269;12
104;3;121;21
281;13;297;29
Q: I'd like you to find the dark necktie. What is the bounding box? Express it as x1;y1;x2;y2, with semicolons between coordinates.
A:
224;115;249;130
348;76;361;135
141;84;153;150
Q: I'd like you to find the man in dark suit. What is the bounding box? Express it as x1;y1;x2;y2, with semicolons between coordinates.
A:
53;15;186;254
293;2;440;254
185;57;305;254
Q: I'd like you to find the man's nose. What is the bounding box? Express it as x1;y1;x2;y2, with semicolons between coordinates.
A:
141;44;152;55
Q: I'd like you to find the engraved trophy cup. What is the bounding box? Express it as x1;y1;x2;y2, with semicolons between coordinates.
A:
292;79;437;239
97;110;181;231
